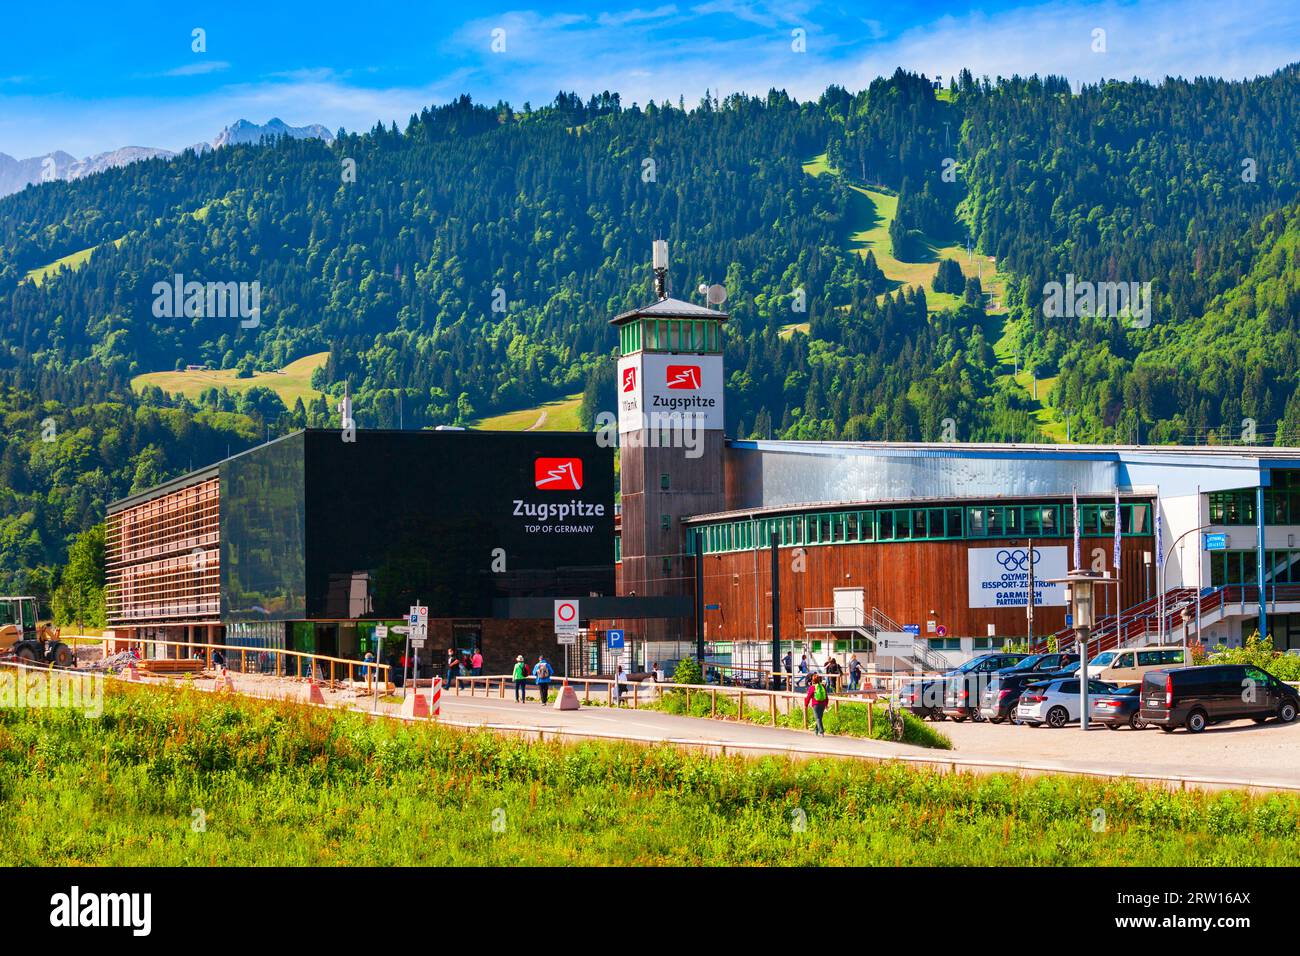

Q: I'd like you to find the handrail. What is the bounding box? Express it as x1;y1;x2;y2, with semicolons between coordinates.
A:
94;635;391;689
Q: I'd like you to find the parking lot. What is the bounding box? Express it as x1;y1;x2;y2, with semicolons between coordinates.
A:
934;712;1300;784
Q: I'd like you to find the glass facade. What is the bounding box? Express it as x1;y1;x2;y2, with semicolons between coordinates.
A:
218;429;616;624
692;500;1152;555
301;430;615;619
1208;549;1300;586
1209;470;1300;525
220;432;307;622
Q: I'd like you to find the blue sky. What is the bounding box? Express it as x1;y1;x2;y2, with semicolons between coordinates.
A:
2;0;1299;157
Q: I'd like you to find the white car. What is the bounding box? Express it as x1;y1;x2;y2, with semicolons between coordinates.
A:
1015;677;1116;728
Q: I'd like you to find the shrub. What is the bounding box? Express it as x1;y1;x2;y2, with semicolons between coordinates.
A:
672;656;704;685
1203;631;1300;681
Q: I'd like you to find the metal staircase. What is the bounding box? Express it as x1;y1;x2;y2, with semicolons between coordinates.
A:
803;605;947;672
1034;583;1300;656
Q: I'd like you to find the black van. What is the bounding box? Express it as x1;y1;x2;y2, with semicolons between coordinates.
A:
1140;664;1300;733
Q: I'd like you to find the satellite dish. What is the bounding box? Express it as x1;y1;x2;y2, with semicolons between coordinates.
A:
706;284;727;306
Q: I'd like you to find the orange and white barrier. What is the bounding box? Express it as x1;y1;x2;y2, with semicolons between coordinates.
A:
430;677;442;716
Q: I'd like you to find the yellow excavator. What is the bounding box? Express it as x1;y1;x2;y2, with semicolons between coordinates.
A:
0;596;75;667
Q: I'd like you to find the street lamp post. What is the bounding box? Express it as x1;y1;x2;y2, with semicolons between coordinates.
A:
1051;570;1117;731
1160;525;1209;646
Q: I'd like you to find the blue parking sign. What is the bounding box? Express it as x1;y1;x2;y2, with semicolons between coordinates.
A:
607;629;625;649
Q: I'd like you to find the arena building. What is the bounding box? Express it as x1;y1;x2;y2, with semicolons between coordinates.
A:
607;249;1300;673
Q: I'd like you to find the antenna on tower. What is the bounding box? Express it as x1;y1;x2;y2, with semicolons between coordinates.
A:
652;239;668;300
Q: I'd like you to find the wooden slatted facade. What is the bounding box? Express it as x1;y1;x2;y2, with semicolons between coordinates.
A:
105;476;221;627
688;534;1152;646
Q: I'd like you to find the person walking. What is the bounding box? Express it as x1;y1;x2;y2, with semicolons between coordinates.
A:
824;656;842;693
471;649;484;677
445;648;460;690
805;674;829;736
362;650;374;681
612;663;625;705
848;654;863;692
797;654;810;689
532;655;553;705
512;655;528;702
781;651;793;691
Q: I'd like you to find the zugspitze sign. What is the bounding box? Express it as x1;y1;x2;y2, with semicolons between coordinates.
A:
967;546;1068;608
617;353;724;432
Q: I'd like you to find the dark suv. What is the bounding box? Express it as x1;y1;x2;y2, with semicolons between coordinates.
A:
941;653;1030;720
1140;664;1300;733
997;653;1079;676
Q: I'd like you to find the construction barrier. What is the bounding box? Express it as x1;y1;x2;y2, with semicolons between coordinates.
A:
430;677;442;716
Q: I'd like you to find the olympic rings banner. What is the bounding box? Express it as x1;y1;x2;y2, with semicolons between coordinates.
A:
967;546;1069;608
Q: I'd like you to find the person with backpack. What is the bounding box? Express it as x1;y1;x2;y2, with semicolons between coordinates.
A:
805;674;830;736
512;655;529;702
848;654;863;692
445;649;460;690
797;654;810;689
532;655;553;704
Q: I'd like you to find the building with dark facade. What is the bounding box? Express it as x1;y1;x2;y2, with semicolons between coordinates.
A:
106;429;615;673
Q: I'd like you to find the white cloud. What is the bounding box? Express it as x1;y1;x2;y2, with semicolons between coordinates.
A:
160;60;232;78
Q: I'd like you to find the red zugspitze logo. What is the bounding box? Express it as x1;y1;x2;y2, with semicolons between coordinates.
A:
666;365;701;389
622;367;637;392
534;458;583;490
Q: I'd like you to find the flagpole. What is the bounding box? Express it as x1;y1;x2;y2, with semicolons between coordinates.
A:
1115;484;1123;647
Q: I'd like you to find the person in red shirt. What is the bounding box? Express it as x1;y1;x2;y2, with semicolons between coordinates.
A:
805;674;830;736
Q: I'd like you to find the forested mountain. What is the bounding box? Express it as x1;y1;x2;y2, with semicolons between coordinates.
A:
4;66;1300;586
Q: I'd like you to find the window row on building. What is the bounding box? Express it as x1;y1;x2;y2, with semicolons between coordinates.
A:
619;317;722;355
1208;471;1300;525
1208;549;1300;586
692;501;1153;556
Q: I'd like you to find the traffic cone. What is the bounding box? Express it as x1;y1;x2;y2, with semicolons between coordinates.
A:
301;678;326;705
553;678;580;711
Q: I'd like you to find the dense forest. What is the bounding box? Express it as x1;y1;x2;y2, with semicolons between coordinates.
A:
3;66;1300;587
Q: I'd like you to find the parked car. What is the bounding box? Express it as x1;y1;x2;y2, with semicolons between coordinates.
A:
942;653;1031;720
978;672;1045;723
1140;664;1300;733
897;679;945;720
1090;685;1146;730
1086;645;1185;682
1015;677;1116;728
997;653;1079;676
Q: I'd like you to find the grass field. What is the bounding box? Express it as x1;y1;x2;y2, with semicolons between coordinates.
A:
473;393;584;431
131;352;328;407
803;153;1007;315
992;316;1065;438
24;237;125;287
648;690;952;748
3;678;1299;866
